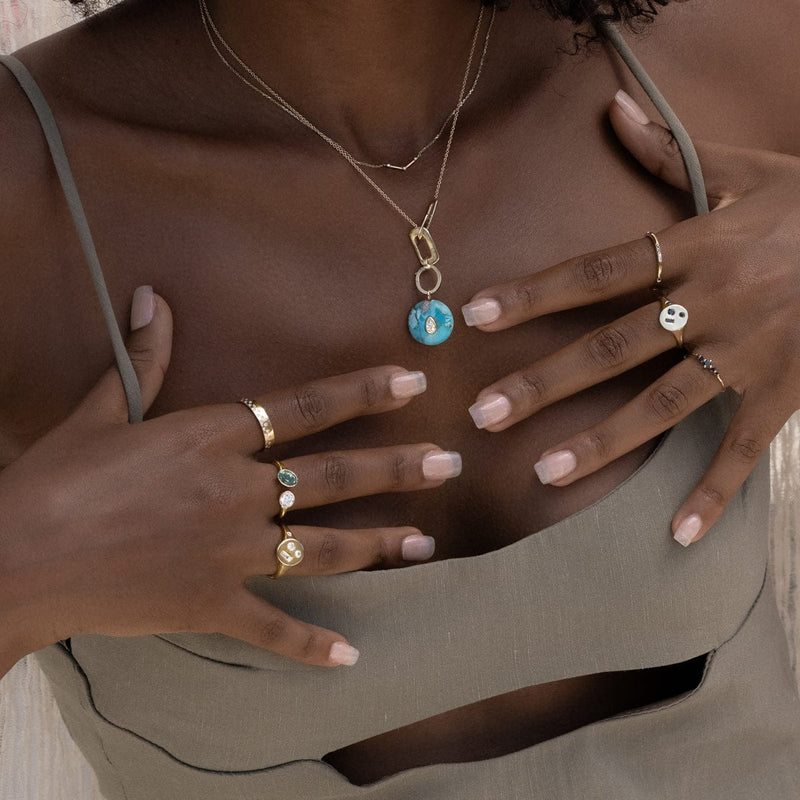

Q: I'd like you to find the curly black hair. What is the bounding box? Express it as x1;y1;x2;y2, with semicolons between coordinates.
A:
68;0;674;29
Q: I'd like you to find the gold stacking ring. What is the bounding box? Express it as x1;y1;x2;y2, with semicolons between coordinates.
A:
690;352;726;390
273;460;298;519
271;524;305;579
658;296;689;348
645;231;664;290
239;398;275;449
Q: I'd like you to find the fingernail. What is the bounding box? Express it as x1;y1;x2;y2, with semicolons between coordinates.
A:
461;298;501;327
130;285;154;330
422;451;462;481
534;450;577;484
614;90;649;125
401;534;436;561
469;393;511;429
329;641;360;667
674;514;702;547
390;371;427;400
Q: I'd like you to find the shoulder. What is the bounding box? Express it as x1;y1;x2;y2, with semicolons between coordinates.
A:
621;0;800;154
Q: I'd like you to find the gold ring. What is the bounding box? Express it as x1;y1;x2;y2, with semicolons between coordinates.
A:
271;524;305;579
239;398;275;449
273;460;298;519
658;296;688;348
645;231;663;290
690;352;726;390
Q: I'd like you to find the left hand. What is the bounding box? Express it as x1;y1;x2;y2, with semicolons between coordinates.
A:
461;90;800;547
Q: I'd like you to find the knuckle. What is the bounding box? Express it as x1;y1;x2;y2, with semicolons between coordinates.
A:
646;383;690;422
359;374;381;409
699;483;728;509
175;417;219;456
501;279;538;314
126;347;156;371
316;531;341;571
510;371;547;406
575;253;617;294
260;613;288;646
582;429;610;461
293;386;329;429
657;127;681;162
322;455;351;495
586;325;630;369
390;452;411;488
727;434;763;463
191;474;237;511
373;531;392;565
299;628;320;659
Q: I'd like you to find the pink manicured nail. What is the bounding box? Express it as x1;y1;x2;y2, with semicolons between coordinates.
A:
130;285;154;330
401;534;436;562
614;90;649;125
390;371;427;400
469;393;511;429
422;451;462;481
674;514;702;547
461;299;501;327
534;450;577;484
329;641;360;667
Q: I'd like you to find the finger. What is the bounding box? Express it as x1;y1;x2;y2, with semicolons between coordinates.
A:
223;366;427;453
244;523;435;577
468;302;671;431
532;357;722;486
670;394;784;546
221;591;361;667
257;444;462;515
610;90;763;203
461;236;658;331
73;287;173;427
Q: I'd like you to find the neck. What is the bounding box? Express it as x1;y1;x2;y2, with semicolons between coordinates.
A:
204;0;490;161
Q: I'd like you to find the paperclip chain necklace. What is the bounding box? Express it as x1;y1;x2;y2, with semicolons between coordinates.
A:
199;0;495;345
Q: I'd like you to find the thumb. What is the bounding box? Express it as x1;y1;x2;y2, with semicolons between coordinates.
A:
609;89;752;205
74;286;173;427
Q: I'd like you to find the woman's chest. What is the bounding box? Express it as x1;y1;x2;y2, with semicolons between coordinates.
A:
7;51;696;554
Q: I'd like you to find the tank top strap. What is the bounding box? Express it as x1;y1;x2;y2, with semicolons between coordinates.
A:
598;20;709;217
0;54;143;424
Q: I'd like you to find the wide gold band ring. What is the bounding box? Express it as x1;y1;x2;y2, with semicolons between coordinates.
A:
273;460;298;519
271;524;305;579
239;398;275;449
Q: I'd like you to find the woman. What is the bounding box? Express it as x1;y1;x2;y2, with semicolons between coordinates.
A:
1;0;799;796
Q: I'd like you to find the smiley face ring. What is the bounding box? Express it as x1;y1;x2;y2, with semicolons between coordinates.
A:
658;297;689;348
270;524;305;579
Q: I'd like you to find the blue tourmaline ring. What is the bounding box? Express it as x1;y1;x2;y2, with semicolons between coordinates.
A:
273;460;298;519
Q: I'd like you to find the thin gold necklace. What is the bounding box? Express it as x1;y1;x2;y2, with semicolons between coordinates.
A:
199;0;495;345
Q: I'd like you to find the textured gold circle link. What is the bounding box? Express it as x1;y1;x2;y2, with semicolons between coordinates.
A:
415;265;443;296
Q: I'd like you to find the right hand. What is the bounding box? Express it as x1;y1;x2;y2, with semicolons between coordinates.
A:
0;288;458;669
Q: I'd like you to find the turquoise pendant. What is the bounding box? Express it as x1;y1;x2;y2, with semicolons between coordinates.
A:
408;299;454;345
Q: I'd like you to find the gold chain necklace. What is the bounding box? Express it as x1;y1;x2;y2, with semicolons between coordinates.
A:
199;0;495;345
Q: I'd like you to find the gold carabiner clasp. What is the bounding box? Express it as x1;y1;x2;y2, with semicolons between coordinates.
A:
409;225;440;267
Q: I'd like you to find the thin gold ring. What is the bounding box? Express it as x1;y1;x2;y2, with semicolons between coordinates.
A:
690;352;726;390
273;460;298;519
645;231;664;290
239;398;275;449
270;524;305;579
